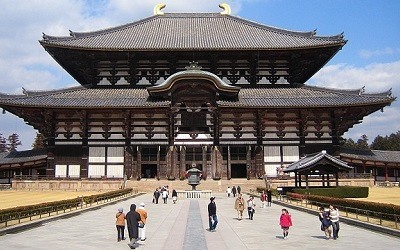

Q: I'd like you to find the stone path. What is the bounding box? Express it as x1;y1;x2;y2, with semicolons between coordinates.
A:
1;192;400;249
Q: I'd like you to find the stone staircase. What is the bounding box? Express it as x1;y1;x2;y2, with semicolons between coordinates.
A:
126;178;267;193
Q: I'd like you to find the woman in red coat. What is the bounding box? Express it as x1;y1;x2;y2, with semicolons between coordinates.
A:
279;208;293;239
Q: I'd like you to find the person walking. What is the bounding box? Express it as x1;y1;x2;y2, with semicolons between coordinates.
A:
247;196;256;220
153;188;160;204
320;207;332;239
267;188;272;207
126;204;141;249
115;207;126;242
226;186;232;197
260;191;267;208
208;197;218;232
162;188;168;204
237;185;241;195
172;189;178;204
279;208;293;239
232;186;237;197
329;205;340;239
136;202;148;241
234;193;245;220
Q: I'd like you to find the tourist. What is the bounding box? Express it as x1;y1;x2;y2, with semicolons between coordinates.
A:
126;204;141;249
319;207;332;239
237;185;241;194
329;205;340;239
279;208;293;239
115;207;126;242
260;190;267;208
234;193;245;220
226;186;232;197
232;186;237;197
208;197;218;232
267;188;272;207
153;188;160;204
247;196;256;220
172;189;178;204
162;188;168;204
136;202;148;241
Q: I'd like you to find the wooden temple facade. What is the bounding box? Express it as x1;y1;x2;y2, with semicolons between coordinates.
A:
0;4;395;181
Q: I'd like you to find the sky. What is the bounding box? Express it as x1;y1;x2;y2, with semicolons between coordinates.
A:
0;0;399;150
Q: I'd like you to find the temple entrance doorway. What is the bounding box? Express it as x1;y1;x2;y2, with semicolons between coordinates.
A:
142;164;157;178
231;164;247;178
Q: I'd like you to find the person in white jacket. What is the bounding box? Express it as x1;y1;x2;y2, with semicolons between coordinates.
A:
329;205;340;239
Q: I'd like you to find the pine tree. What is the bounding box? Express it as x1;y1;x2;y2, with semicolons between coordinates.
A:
7;133;22;152
0;133;7;152
32;132;46;149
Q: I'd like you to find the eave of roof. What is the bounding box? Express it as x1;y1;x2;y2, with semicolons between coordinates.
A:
40;13;346;51
284;150;353;172
0;84;394;109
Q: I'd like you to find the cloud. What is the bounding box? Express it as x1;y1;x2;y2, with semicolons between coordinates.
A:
309;61;400;140
359;47;400;59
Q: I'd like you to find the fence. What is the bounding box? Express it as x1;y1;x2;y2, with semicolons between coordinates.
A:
0;189;138;229
276;195;400;230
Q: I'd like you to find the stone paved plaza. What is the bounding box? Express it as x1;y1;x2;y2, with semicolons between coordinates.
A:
1;192;400;249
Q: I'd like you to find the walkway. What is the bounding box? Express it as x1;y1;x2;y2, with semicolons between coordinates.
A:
1;192;400;249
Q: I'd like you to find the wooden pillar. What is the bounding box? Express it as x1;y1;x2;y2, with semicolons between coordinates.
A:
246;145;252;179
322;174;325;187
335;172;339;186
202;146;207;176
298;173;302;187
384;163;389;182
180;146;186;179
327;174;330;187
137;146;142;179
166;146;178;179
157;146;161;179
305;174;309;189
212;146;222;179
227;146;231;180
295;172;298;187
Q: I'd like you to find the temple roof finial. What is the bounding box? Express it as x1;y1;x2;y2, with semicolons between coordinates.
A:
185;61;202;71
219;3;231;15
154;3;166;15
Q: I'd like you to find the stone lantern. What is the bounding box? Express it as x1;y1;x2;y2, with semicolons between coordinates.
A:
187;163;202;190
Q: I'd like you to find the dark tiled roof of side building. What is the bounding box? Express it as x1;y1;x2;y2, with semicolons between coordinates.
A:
340;147;400;163
0;149;47;165
0;84;393;109
40;13;345;51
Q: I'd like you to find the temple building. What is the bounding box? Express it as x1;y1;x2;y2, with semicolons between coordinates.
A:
0;4;395;182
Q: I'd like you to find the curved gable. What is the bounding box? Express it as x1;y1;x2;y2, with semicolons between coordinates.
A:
147;64;240;99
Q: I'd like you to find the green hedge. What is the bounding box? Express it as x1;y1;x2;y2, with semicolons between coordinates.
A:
287;192;400;216
292;186;369;198
0;188;133;223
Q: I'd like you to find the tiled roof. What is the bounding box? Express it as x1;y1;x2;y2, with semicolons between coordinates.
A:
40;13;345;51
0;84;393;109
284;150;353;172
0;149;47;166
340;147;400;163
218;85;394;108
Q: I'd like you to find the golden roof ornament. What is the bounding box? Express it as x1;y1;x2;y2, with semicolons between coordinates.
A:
154;3;166;15
219;3;231;15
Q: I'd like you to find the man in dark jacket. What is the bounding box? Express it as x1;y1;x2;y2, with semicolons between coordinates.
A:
126;204;141;249
208;197;218;232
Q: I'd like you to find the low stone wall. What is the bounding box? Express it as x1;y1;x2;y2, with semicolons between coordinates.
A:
11;178;374;192
12;179;123;191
